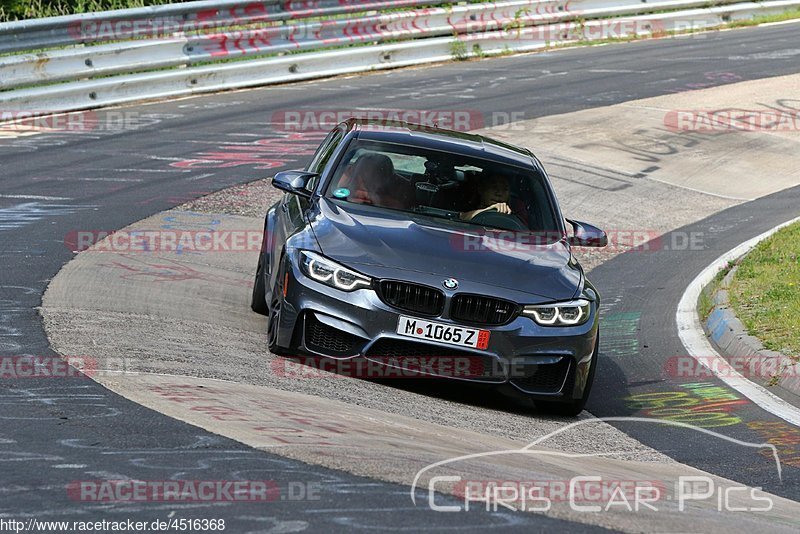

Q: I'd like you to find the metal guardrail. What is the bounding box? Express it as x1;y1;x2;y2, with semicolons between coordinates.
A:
1;0;798;114
2;0;727;89
0;0;441;52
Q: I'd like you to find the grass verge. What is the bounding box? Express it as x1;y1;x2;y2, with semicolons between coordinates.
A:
0;0;177;21
698;262;733;321
728;221;800;359
0;0;453;22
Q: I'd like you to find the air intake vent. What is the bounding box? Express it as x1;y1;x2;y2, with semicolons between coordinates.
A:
511;358;571;393
304;314;363;356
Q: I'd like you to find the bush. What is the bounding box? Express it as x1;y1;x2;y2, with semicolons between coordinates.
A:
0;0;183;22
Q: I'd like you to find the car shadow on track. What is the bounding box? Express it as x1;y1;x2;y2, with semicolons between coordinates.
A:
278;347;636;420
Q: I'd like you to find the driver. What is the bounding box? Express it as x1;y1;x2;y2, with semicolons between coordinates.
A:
460;175;527;226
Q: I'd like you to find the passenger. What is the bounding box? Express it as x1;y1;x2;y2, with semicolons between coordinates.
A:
338;153;413;209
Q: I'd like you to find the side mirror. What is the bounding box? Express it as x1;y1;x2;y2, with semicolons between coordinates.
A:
566;219;608;247
272;170;319;198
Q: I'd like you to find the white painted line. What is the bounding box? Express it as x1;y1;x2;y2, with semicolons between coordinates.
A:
676;215;800;427
80;177;143;182
112;168;184;173
0;194;72;201
186;173;214;182
588;69;644;74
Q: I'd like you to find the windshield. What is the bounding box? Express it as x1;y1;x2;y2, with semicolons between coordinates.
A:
325;139;560;234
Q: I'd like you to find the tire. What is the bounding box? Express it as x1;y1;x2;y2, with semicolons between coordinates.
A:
266;261;290;356
250;254;268;315
537;335;599;417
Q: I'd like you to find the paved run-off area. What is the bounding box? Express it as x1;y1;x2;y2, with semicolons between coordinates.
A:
40;72;800;530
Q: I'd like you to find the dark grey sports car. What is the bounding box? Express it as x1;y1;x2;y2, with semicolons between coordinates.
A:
252;119;607;415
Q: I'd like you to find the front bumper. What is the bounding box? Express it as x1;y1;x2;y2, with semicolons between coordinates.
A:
273;257;599;403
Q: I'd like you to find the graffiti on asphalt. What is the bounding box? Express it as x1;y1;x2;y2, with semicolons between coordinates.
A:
625;382;746;428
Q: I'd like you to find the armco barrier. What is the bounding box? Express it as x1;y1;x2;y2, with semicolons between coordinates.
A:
0;0;439;52
1;0;798;114
0;0;737;89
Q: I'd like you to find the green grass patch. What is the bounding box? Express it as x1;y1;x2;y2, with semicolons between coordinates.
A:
698;262;733;321
0;0;180;21
0;0;466;22
728;221;800;359
727;7;800;28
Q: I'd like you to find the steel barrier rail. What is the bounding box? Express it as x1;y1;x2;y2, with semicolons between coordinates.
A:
0;0;449;53
2;1;797;114
0;0;748;90
0;0;565;89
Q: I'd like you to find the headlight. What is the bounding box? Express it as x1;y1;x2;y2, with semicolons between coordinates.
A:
522;299;591;326
299;250;372;292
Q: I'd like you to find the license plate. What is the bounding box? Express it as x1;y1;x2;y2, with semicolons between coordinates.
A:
396;316;490;350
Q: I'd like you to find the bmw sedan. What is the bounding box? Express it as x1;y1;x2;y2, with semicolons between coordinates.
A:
252;119;608;415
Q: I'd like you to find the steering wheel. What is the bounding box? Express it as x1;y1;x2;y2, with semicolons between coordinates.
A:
470;209;527;231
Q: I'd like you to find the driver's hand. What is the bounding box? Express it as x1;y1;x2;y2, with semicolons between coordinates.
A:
486;202;512;214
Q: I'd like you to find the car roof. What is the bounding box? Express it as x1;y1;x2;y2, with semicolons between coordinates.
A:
344;118;537;169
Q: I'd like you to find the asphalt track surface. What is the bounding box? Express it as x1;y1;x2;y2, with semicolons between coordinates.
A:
2;23;800;528
588;184;800;494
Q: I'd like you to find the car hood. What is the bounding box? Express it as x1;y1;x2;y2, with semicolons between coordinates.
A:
308;199;581;301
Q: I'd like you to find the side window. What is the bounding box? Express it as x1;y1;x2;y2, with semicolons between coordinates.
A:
307;128;344;176
304;128;344;197
306;129;336;172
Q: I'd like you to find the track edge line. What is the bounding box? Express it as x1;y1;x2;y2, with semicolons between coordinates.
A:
676;214;800;427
